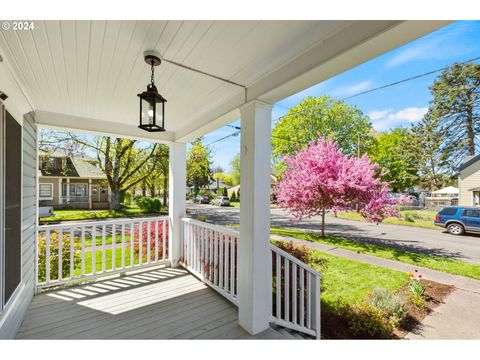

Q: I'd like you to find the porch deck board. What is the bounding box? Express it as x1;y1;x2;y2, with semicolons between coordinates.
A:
16;267;293;340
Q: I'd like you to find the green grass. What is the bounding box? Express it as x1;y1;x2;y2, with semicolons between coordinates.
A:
229;202;240;207
270;227;480;280
40;205;166;222
308;249;409;308
336;210;438;229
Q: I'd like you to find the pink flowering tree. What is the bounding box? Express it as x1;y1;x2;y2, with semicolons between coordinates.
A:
275;137;399;237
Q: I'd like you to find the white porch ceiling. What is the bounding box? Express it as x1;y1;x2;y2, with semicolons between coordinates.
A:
0;20;449;142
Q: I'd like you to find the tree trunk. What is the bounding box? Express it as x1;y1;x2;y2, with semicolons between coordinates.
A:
163;176;168;206
142;187;146;196
466;103;475;155
321;208;326;237
110;188;121;211
149;186;155;197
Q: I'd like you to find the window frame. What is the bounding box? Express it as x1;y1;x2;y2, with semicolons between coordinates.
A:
39;183;53;200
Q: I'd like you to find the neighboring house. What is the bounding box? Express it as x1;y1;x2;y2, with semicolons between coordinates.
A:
227;174;278;200
38;151;110;210
458;155;480;207
424;186;459;208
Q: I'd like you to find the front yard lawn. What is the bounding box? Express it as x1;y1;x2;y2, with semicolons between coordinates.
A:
40;205;167;222
271;227;480;280
336;210;438;229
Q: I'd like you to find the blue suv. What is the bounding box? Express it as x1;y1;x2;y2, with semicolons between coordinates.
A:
434;207;480;235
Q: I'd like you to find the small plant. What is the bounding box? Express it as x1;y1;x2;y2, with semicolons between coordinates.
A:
196;214;208;222
403;213;416;223
408;270;426;297
369;287;407;321
135;196;162;213
347;301;396;338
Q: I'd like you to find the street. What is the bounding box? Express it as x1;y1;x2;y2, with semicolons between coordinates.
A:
187;202;480;265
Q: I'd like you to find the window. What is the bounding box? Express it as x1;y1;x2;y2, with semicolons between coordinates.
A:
464;210;480;218
62;183;87;196
439;207;457;216
39;183;53;199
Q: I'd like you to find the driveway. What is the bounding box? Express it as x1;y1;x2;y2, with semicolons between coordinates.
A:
186;203;480;265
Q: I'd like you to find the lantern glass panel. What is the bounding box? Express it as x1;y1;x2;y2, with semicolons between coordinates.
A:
141;97;154;125
155;100;164;126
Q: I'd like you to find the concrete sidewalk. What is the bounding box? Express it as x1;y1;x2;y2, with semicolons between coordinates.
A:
271;233;480;339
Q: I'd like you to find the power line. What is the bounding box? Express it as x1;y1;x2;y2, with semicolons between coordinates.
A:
205;55;480;146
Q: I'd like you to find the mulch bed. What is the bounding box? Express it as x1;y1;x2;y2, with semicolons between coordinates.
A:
321;279;455;339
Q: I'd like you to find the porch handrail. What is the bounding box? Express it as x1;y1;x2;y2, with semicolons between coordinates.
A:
36;216;170;290
180;217;321;339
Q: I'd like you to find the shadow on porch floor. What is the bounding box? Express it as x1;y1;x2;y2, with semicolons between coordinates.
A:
16;267;296;339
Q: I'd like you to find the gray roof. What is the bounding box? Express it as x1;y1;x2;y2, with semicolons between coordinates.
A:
70;156;106;179
458;154;480;172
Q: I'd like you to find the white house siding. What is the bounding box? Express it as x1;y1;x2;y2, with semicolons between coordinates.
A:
458;161;480;207
0;112;36;338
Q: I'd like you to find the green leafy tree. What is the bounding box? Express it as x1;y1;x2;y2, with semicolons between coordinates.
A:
187;137;212;194
369;127;419;192
229;153;241;186
272;95;374;167
411;111;449;191
429;62;480;170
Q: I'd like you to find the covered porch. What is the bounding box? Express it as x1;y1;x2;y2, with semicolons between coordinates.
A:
0;20;449;339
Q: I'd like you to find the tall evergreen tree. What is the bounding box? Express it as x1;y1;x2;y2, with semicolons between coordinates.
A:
429;62;480;170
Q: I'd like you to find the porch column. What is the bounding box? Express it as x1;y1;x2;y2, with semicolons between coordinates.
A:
66;178;70;204
168;142;186;265
238;100;273;335
58;178;62;204
88;179;92;210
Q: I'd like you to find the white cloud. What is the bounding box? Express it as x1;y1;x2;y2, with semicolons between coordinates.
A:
330;80;373;98
368;110;391;121
368;107;428;131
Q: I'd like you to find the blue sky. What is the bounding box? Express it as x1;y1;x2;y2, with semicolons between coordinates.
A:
204;20;480;172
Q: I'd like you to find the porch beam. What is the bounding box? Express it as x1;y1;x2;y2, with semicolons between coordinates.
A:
35;110;175;144
238;100;273;335
168;142;186;265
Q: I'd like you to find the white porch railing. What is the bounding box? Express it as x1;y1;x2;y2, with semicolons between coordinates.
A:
180;218;238;304
36;216;169;290
180;218;321;338
270;244;321;339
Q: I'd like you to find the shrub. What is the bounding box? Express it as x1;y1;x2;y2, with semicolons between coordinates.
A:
128;221;169;262
274;240;328;270
403;213;416;223
196;214;208;222
135;196;162;213
38;231;82;282
222;187;228;197
369;287;407;321
230;191;237;202
408;292;426;310
347;301;396;338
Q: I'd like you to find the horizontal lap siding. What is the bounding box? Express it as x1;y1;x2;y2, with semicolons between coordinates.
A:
0;111;36;338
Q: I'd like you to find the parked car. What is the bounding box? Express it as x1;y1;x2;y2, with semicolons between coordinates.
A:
434;206;480;235
39;206;54;218
193;195;210;204
211;196;230;206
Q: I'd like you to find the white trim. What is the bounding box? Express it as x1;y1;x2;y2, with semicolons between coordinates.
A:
0;102;5;313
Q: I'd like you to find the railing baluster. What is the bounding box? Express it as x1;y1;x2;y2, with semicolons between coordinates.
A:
130;222;134;268
300;268;305;327
69;229;74;279
307;272;312;329
162;220;166;260
138;221;143;265
121;223;125;269
213;230;218;285
285;258;290;322
209;228;213;282
46;229;51;283
292;263;297;325
219;232;223;288
102;224;106;273
230;234;235;295
147;220;151;264
58;229;63;281
81;226;85;277
155;220;159;262
276;252;281;319
92;226;96;275
112;224;116;271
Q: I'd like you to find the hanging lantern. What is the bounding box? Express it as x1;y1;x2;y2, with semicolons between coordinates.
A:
138;54;167;132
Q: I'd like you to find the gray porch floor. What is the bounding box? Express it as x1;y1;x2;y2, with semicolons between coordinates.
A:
16;267;297;339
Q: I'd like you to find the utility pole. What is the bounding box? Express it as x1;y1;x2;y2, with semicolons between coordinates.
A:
357;133;361;158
